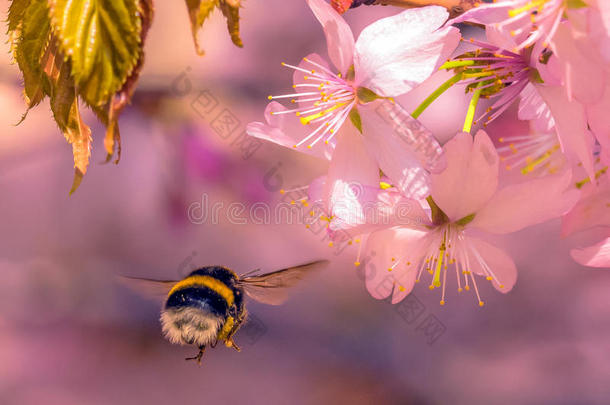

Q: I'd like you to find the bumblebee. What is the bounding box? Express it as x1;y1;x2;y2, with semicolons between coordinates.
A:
122;260;326;364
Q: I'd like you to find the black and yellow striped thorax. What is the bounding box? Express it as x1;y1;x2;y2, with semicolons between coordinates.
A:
165;266;245;318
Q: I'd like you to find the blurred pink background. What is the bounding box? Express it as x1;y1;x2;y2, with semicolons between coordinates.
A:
1;1;609;404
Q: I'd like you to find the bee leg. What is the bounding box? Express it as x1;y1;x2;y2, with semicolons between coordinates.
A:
185;345;206;365
224;321;243;352
226;339;241;352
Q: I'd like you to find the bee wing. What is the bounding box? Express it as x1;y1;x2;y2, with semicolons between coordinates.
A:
238;260;328;305
117;276;178;300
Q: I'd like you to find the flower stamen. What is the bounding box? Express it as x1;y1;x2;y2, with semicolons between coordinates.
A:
270;58;357;148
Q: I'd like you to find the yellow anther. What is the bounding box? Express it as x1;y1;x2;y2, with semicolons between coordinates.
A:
299;102;347;126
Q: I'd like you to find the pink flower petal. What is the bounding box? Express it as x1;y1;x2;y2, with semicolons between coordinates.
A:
466;236;518;293
324;123;380;220
354;6;460;96
359;103;443;200
430;131;499;221
329;188;430;237
448;2;514;26
292;53;332;109
449;2;533;46
571;237;610;268
551;22;606;104
518;84;555;133
586;3;610;62
485;25;517;51
593;0;610;33
308;175;327;207
536;84;597;180
306;0;355;75
562;184;610;236
370;100;446;174
586;84;610;151
471;170;580;234
246;102;332;160
364;227;427;301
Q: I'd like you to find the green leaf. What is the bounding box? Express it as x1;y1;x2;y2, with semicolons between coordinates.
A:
13;0;51;109
345;64;355;81
185;0;243;54
426;196;449;226
349;108;362;133
566;0;587;9
455;213;475;227
530;69;544;84
55;76;93;195
185;0;219;55
49;0;142;107
7;0;30;34
356;87;379;103
218;0;242;48
100;0;154;163
44;43;92;194
47;55;76;131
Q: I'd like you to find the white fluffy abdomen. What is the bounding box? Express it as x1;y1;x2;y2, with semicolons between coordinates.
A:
160;307;223;346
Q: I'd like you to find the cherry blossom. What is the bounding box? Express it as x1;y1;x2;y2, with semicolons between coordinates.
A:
247;0;459;198
319;130;579;305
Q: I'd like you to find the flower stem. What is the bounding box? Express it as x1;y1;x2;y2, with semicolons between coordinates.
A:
463;83;484;133
412;72;463;119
